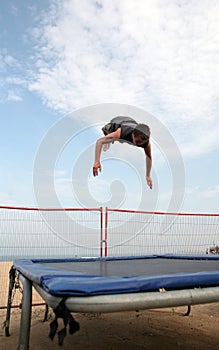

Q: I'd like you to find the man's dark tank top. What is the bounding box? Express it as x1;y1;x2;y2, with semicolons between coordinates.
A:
109;116;148;149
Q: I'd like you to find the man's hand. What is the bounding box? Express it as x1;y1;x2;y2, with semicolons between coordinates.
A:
146;176;152;189
93;161;102;176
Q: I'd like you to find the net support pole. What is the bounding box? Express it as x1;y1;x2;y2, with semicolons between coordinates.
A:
100;207;103;257
104;207;108;257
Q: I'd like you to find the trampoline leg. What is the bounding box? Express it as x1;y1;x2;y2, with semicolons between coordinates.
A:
42;304;49;322
17;276;32;350
4;266;16;337
183;305;191;316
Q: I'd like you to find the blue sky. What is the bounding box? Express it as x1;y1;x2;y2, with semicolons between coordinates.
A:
0;0;219;213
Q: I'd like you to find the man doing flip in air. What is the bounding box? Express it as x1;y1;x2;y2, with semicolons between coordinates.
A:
93;116;152;189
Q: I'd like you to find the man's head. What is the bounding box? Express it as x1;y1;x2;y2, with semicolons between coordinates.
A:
133;124;150;146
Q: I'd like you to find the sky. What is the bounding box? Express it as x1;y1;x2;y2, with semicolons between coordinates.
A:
0;0;219;213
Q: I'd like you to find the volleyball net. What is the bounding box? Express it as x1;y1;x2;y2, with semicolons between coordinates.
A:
0;206;103;261
105;208;219;257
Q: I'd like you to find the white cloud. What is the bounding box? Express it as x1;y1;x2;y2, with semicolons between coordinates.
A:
0;192;14;205
6;91;23;102
182;125;219;157
1;0;219;158
26;0;219;157
55;176;74;200
29;3;218;100
0;50;26;102
201;185;219;199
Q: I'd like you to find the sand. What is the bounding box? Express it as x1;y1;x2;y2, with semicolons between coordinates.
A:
1;303;219;349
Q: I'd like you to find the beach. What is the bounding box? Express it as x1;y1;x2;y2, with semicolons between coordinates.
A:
1;303;219;349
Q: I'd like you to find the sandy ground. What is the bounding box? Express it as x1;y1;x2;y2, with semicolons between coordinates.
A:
1;303;219;350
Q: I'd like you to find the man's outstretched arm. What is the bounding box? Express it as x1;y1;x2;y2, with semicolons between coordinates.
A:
144;142;152;189
93;129;121;176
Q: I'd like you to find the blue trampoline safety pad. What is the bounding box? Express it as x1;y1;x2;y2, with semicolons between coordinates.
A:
13;255;219;297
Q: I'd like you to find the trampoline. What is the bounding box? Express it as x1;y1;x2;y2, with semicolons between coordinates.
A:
7;254;219;349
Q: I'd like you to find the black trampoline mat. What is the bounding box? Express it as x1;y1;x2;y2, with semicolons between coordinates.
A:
39;258;219;277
